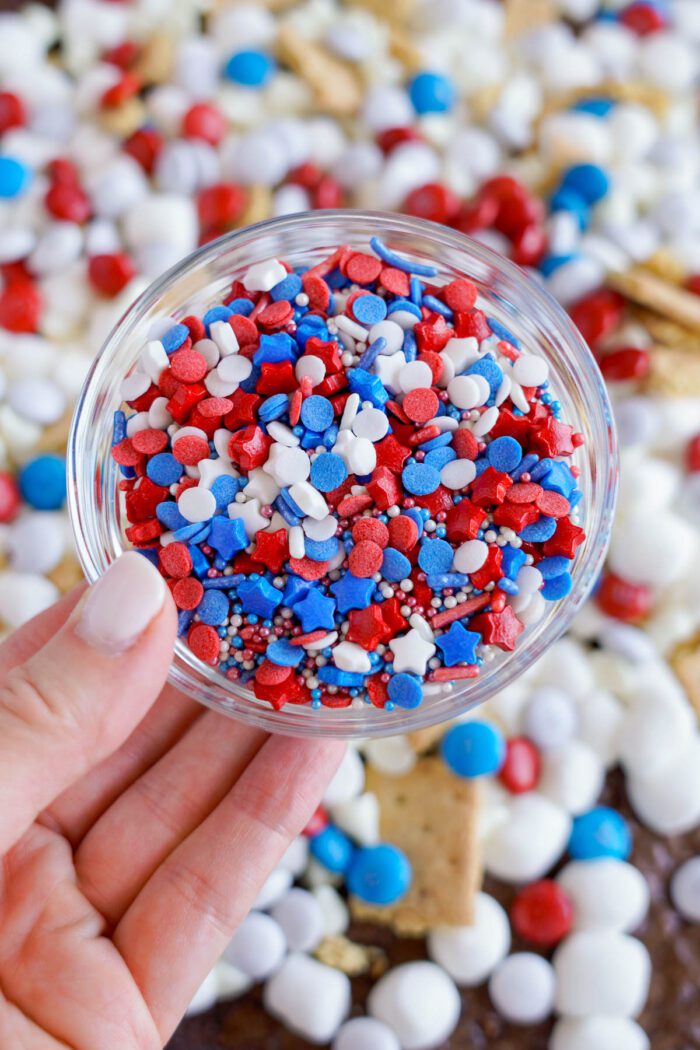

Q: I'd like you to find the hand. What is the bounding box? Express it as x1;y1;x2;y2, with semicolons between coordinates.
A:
0;553;344;1049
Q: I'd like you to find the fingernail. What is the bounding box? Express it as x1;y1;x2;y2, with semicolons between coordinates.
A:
75;552;166;655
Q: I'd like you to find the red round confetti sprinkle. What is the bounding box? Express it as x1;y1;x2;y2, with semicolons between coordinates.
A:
188;622;220;664
170;348;208;384
198;396;233;418
111;438;143;466
451;428;479;460
498;736;541;794
258;300;294;329
403;387;439;424
302;274;331;312
182;101;225;145
511;880;573;947
596;572;652;623
0;472;21;522
417;351;444;384
45;182;91;223
387;514;419;552
379;267;411;297
172;435;210;465
506;482;542;504
0;91;26;134
535;490;570;517
345;252;382;285
348;539;383;578
159;541;193;579
256;660;294;687
130;429;169;455
88;253;136;297
444;278;478;312
228;313;258;346
686;433;700;472
288;556;331;580
352;518;389;548
172;576;204;610
600;347;650;381
0;279;41;333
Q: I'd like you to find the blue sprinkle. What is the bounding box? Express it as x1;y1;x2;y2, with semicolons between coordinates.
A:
146;452;182;486
519;516;557;542
112;410;127;445
387;673;423;709
388;298;422;321
486;317;521;348
294;588;337;632
501;545;527;580
209;516;248;560
266;638;305;667
270;272;303;302
305;536;340;562
404;507;425;538
161;324;190;354
274;497;302;527
568;806;631;861
441;722;506;778
466;356;503;396
418;537;453;575
402;328;418;363
300;394;334;431
425;446;456;470
409;70;455;114
538;555;572;580
347;367;389;408
224;49;276;87
497;578;519;595
317;666;366;688
381;547;412;583
310;451;347;492
541;461;577;498
189;544;210;578
530;458;554;481
369;236;438;278
237;577;283;618
561;162;610;205
323;424;339;450
197;589;229;626
227;298;255;316
358;336;387;371
282;574;315;607
542;571;573;601
203;305;232;329
540;254;576;278
422;294;453;319
347;844;412;905
259;392;290;423
309;825;355;873
427;572;470;591
511;452;539;481
402;461;440;496
353;294;387;325
19;455;68;511
0;156;32;198
202;576;236;590
177;609;195;636
410;276;424;304
173;521;209;543
419;432;453;453
487;436;522;473
571;97;615;117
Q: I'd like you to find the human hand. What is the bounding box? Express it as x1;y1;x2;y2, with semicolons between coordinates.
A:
0;552;344;1049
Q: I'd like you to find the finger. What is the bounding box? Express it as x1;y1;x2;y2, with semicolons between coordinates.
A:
41;687;200;846
115;735;345;1040
75;713;267;924
0;552;176;854
0;585;86;677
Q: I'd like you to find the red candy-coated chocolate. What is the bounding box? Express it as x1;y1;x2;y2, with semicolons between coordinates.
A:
188;622;220;664
101;72;141;108
173;576;205;610
197;183;246;229
620;1;666;34
596;572;652;623
403;182;460;225
0;91;25;133
569;288;624;350
687;433;700;472
348;539;384;578
0;472;21;522
0;279;41;333
499;736;541;794
182;102;225;145
159;542;193;579
352;518;389;548
88;253;135;297
600;347;650;381
303;805;329;837
123;127;163;173
511;880;573;947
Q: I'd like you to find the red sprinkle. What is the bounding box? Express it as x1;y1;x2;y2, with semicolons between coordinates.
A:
173;435;210;465
131;429;169;455
387;514;419;552
170;348;208;384
159;542;193;579
444;278;478;312
535;490;570;517
188;623;220;664
403;387;439;424
352;518;390;548
172;576;205;610
348;539;384;578
345;252;382;285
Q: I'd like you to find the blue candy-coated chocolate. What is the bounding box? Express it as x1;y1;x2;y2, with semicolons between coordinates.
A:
441;721;506;777
309;825;355;873
347;844;412;904
568;807;632;861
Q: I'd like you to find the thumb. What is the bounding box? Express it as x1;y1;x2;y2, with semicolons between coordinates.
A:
0;552;177;854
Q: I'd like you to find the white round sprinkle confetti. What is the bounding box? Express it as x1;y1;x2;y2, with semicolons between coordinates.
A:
369;319;404;355
178;486;216;523
217;354;253;385
303;515;338;542
453;539;488;574
243;258;288;292
398;360;433;393
295;354;326;386
512;354;549;387
120;372;152;402
488;952;556;1026
440;458;477;490
352;407;390;442
447;375;480;410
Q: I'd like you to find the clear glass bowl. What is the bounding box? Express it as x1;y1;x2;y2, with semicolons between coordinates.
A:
68;210;618;739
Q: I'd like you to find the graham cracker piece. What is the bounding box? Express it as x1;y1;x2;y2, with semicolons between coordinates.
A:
277;25;362;116
505;0;555;39
388;27;423;73
134;34;174;85
47;557;84;595
642;249;688;286
406;723;446;755
351;757;481;934
671;632;700;718
630;309;700;353
235;184;273;228
343;0;417;26
314;936;388;977
99;98;146;138
608;269;700;334
35;411;73;454
645;346;700;397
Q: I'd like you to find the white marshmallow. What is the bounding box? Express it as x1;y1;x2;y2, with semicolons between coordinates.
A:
488;953;556;1025
557;859;650;933
368;962;460;1050
483;794;571;883
553;931;651;1018
427;892;511;987
264;953;351;1045
223;911;287;981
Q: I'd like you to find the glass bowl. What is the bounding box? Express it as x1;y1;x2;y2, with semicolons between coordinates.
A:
68;210;618;739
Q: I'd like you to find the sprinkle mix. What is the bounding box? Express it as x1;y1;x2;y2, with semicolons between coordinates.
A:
112;237;585;713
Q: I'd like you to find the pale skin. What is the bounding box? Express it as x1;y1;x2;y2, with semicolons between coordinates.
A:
0;569;345;1049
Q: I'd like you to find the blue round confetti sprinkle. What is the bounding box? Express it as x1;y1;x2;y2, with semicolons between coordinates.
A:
402;461;440;496
0;156;31;198
568;806;632;861
441;721;506;778
270;273;303;302
161;324;190;354
538;556;572;580
266;637;304;667
259;393;289;423
417;537;453;575
409;71;456;114
300;394;334;432
309;825;355;873
424;446;456;470
197;589;229;626
381;547;412;583
347;844;412;905
203;305;232;328
19;454;66;510
519;516;557;542
224;49;276;87
487;436;522;473
228;298;255;316
387;673;423;710
146;453;182;486
542;571;573;601
156;501;188;529
561;163;610;205
310;452;347;492
352;294;387;325
467;356;503;396
305;536;340;562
